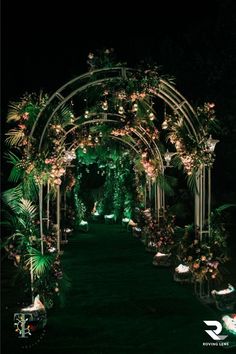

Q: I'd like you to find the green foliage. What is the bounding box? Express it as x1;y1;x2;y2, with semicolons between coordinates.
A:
5;152;24;183
25;248;55;276
73;173;86;226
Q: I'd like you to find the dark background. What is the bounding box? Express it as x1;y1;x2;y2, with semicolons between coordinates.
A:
2;0;236;204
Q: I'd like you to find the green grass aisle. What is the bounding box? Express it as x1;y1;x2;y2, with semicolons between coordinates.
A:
2;223;226;354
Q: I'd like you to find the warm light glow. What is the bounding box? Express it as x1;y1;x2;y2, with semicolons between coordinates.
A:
155;252;168;257
162;120;168;129
175;264;190;273
212;284;235;295
21;295;45;312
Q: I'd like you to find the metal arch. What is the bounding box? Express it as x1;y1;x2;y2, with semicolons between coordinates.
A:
29;67;203;152
59;113;124;146
59;119;119;147
137;125;165;173
110;136;140;154
29;67;129;149
66;134;140;156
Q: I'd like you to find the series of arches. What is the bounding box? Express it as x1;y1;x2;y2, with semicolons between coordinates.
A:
27;67;215;252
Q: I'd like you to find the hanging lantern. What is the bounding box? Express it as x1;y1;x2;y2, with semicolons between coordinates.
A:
84;110;89;119
95;137;99;143
162;120;168;129
102;101;108;111
164;150;176;167
118;106;124;115
99;131;103;137
207;135;219;153
83;147;87;154
149;112;155;121
88;134;92;141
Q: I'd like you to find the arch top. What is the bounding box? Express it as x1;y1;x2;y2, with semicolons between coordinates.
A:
29;66;202;152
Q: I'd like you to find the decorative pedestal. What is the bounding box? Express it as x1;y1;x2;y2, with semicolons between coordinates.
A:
20;295;47;331
212;285;236;311
78;220;89;232
174;264;191;283
104;214;115;224
152;252;171;267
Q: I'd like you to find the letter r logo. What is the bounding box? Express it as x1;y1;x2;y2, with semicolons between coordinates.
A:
204;321;228;340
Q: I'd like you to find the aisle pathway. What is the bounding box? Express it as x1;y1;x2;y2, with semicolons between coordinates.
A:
2;223;224;354
45;223;222;354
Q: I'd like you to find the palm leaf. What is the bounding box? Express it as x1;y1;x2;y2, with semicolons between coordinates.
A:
7;101;22;122
5;151;24;183
5;129;25;146
214;203;236;214
25;248;55;276
22;174;39;201
171;155;183;171
186;172;197;194
157;174;175;196
16;198;37;220
2;185;23;209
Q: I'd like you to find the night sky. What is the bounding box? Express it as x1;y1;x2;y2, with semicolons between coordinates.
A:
2;0;236;204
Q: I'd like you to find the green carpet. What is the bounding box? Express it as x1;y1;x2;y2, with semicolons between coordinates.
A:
1;223;232;353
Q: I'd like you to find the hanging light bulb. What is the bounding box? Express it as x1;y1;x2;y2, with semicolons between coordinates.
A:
70;113;75;123
102;101;108;111
99;131;103;137
149;112;155;121
162;120;168;129
95;137;99;143
88;134;92;141
132;103;138;112
118;106;124;115
83;147;87;154
84;110;89;119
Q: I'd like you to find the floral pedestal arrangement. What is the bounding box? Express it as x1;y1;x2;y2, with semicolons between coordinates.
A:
152;252;171;267
212;285;236;311
20;295;47;331
174;264;191;283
